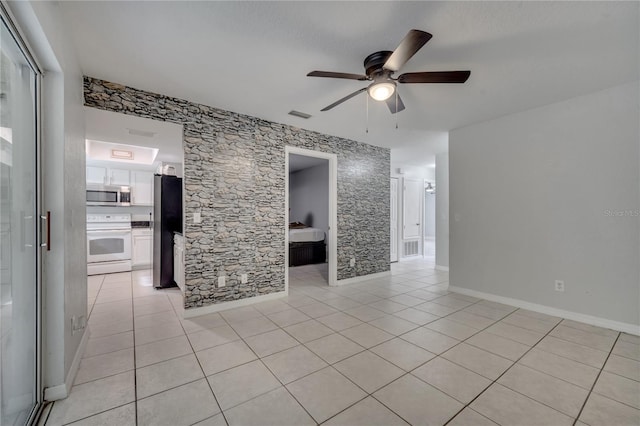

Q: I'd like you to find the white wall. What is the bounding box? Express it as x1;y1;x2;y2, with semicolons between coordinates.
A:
449;82;640;327
8;0;87;398
425;192;436;237
289;162;329;239
435;153;449;269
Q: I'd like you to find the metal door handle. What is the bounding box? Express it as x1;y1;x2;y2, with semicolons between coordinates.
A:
40;212;50;250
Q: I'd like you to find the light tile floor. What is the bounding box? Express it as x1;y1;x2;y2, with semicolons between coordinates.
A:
43;259;640;425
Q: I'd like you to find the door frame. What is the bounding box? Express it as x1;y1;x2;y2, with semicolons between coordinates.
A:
0;2;44;423
284;146;338;289
390;177;400;262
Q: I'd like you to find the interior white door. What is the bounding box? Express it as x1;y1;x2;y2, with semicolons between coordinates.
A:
390;178;399;262
403;179;422;239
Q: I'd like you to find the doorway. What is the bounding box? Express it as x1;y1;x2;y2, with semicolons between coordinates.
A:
0;8;43;424
285;147;337;290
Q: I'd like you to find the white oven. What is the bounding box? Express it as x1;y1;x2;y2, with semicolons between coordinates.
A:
87;214;132;275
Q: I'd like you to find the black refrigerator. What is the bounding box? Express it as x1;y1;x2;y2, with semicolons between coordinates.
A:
153;174;182;288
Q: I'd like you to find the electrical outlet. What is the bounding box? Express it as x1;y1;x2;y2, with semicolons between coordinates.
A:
193;212;201;223
555;280;565;292
218;276;226;287
350;258;356;267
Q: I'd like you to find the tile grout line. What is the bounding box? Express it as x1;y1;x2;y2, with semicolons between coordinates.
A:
440;319;574;425
571;332;621;426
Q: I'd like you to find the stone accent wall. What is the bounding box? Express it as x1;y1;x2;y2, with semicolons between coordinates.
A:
84;77;390;309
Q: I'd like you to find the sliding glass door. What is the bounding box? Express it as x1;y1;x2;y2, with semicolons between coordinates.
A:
0;8;42;425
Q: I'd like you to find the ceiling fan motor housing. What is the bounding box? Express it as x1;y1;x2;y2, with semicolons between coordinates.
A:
364;51;393;77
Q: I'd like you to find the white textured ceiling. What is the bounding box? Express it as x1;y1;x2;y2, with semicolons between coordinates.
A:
61;1;639;168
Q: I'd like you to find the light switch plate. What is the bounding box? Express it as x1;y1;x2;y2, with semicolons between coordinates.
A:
193;212;201;223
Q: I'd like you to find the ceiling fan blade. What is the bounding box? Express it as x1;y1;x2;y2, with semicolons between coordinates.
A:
383;29;433;72
385;94;406;114
320;88;367;111
398;70;471;84
307;71;369;81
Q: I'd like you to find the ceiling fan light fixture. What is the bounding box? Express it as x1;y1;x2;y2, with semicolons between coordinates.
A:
368;81;396;101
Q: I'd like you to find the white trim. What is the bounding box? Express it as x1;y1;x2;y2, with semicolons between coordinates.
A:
435;265;449;272
334;270;391;287
183;291;288;319
284;146;338;288
449;286;640;336
43;326;90;401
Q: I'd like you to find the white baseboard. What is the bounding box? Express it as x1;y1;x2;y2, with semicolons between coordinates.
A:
44;325;91;401
334;270;391;287
435;265;449;272
449;286;640;336
183;291;288;319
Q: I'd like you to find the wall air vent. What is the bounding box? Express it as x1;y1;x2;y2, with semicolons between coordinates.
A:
288;110;312;119
403;240;419;256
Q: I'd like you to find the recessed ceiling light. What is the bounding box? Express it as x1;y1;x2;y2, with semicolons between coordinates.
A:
111;149;134;160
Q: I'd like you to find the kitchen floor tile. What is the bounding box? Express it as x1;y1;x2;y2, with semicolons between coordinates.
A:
340;323;394;348
442;343;513;380
370;338;435;371
579;392;640;426
373;374;463;426
392;307;440;325
286;367;367;423
412;356;492;404
261;345;327;384
323;396;409;426
207;360;280;410
305;333;365;364
244;328;299;357
65;403;136;426
466;330;531;361
368;315;418;336
284;319;334;343
266;308;311;327
498;364;589;417
471;383;572;426
74;348;134;385
425;318;481;340
195;340;257;376
447;408;498;426
224;387;314;426
317;312;364;331
534;335;609;368
186;324;240;352
137;379;219;426
593;371;640;409
519;348;600;389
401;327;460;354
135;335;193;368
48;371;135;425
604;354;640;381
136;353;204;399
334;351;404;393
83;331;134;359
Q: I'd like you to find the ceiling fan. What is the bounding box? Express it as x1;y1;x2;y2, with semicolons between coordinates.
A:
307;29;471;114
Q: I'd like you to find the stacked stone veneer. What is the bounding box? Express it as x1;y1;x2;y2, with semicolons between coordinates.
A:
83;77;390;309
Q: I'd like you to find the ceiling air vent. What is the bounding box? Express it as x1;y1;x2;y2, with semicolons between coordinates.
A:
288;110;312;119
127;128;156;138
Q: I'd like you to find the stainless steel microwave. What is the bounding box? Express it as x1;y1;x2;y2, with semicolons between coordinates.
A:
86;184;131;206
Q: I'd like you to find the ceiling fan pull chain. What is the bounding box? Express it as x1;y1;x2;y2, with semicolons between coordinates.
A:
395;90;399;129
366;93;369;134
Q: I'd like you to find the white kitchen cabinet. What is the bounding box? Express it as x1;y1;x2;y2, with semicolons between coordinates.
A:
109;168;130;186
86;166;131;186
131;171;154;205
132;228;152;268
86;166;108;184
173;234;185;292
